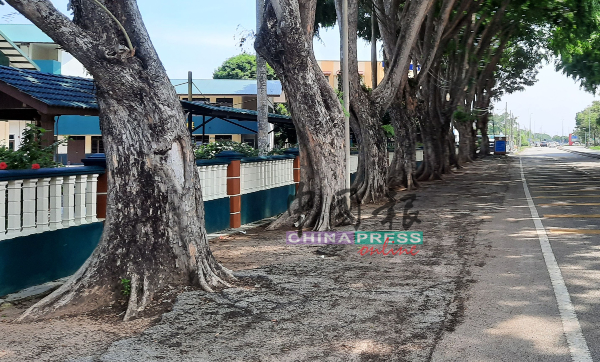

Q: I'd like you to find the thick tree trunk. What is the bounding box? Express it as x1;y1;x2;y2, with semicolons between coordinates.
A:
388;91;419;190
333;0;432;204
480;118;490;156
417;114;445;181
350;100;389;203
456;120;474;164
444;118;458;170
256;0;353;231
10;0;232;321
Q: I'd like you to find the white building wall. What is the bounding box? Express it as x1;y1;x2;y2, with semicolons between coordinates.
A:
9;120;32;150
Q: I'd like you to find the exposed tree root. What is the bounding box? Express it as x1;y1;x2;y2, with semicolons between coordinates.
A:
16;235;234;322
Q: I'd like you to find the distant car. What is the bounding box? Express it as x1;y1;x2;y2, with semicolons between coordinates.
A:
540;141;548;147
574;141;581;146
534;142;540;147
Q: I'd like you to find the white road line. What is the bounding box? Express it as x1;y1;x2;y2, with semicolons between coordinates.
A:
519;158;592;362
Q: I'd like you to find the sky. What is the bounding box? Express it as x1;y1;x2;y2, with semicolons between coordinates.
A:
0;0;595;136
494;63;597;137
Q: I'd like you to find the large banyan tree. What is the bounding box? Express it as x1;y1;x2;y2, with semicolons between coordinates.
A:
256;0;354;231
6;0;233;321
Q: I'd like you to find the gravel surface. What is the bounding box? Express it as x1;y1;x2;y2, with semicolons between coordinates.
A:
0;156;512;362
94;156;511;362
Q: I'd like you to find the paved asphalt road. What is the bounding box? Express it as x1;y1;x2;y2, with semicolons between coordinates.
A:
433;147;600;362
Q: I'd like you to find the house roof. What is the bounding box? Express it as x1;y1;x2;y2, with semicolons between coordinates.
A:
0;30;39;71
0;66;292;124
0;24;54;44
182;100;292;125
171;79;283;96
0;65;97;112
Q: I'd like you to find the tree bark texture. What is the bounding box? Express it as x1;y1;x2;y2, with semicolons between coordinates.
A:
255;0;353;231
416;73;452;180
388;88;419;190
8;0;232;321
455;119;474;164
335;0;433;204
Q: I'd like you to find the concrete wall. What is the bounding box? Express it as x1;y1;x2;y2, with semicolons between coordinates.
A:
0;222;104;296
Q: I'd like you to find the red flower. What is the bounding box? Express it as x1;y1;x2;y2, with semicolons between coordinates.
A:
31;164;40;170
0;162;6;170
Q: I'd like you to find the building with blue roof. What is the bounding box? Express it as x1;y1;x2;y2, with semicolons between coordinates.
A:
0;24;290;163
0;24;65;75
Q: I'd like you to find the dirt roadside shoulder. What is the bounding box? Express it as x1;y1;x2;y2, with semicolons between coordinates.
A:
0;156;512;362
93;156;512;362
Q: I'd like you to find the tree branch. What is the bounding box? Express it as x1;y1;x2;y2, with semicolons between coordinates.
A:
89;0;134;54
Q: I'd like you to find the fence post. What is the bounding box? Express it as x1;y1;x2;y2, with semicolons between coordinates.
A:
284;148;300;191
82;154;108;220
74;175;88;225
21;178;37;235
86;174;99;223
6;180;23;237
49;176;64;230
216;151;244;229
0;181;7;239
36;178;51;232
62;175;76;228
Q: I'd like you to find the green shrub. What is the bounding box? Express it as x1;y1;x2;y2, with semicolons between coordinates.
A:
194;141;259;159
382;124;394;138
0;125;67;170
268;143;298;156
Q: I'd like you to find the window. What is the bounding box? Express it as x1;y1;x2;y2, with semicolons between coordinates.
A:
91;136;104;153
243;138;256;147
215;98;233;107
8;134;14;151
215;135;232;141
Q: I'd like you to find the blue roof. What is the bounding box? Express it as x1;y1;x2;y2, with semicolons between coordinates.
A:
0;24;54;43
0;66;287;120
171;79;282;96
182;101;291;122
0;65;97;110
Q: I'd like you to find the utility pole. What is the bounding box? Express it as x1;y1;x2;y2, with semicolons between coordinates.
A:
562;118;564;145
589;107;592;147
256;0;269;155
343;0;351;206
509;111;515;150
529;113;532;144
371;4;378;90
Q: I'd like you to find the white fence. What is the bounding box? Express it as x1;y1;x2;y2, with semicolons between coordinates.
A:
350;155;359;173
241;159;295;195
197;164;228;201
0;173;101;241
0;149;427;240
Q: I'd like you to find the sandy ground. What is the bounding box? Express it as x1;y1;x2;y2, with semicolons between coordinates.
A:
0;156;511;362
